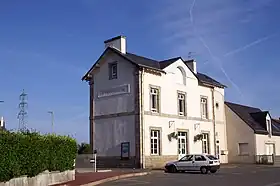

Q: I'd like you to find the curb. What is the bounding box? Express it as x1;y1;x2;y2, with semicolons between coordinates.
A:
81;172;151;186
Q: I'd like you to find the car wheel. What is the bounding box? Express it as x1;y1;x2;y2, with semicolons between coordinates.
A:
169;165;177;173
200;166;208;174
210;169;217;173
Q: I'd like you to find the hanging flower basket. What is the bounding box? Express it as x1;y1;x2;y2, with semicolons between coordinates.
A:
167;132;178;141
194;134;204;142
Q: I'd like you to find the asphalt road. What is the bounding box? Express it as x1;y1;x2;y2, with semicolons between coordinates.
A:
100;165;280;186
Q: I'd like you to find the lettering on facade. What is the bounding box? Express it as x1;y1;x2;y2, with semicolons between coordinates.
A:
98;84;130;98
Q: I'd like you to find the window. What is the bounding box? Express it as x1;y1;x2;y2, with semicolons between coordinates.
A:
195;155;206;161
180;155;193;161
206;155;218;160
266;119;272;137
202;133;210;154
108;63;117;79
178;93;186;116
150;130;160;155
238;143;249;155
150;87;160;112
200;97;208;119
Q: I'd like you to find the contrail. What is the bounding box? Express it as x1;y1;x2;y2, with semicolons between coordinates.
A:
189;0;244;97
224;34;276;57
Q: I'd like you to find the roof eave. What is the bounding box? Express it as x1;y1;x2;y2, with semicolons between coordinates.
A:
199;81;226;89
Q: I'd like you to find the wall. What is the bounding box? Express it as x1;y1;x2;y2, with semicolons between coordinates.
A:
91;50;136;158
94;116;135;156
225;105;256;163
141;59;227;167
0;170;75;186
93;51;136;115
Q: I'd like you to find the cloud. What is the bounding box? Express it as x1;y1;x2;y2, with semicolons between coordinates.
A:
152;0;280;106
224;34;276;57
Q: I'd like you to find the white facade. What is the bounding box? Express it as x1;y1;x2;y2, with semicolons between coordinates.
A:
142;59;228;165
84;36;228;168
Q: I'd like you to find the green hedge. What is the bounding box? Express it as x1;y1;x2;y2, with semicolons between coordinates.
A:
0;130;77;182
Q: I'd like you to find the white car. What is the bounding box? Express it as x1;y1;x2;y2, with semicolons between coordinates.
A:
164;154;220;174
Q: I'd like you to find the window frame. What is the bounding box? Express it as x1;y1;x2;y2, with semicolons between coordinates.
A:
266;119;272;137
202;133;210;154
177;91;187;116
200;96;208;119
238;143;249;156
150;86;160;113
150;129;161;155
108;62;118;80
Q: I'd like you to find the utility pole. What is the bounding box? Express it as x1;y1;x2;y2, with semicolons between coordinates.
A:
48;111;54;133
17;89;28;131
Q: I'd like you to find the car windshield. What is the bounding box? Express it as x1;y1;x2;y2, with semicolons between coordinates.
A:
206;155;218;160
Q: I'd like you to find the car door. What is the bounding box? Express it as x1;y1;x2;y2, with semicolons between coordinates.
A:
193;155;207;171
176;155;194;171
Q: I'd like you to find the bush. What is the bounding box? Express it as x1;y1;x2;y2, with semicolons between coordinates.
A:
0;130;77;182
78;143;92;154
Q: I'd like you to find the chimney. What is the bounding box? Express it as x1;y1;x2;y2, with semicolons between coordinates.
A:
104;35;126;54
184;60;197;74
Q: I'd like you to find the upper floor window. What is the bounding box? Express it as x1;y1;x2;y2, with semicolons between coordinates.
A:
178;93;186;116
150;87;160;112
108;62;117;79
266;119;272;137
200;97;208;119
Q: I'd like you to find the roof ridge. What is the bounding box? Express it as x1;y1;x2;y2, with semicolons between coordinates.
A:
225;101;261;110
160;56;181;62
126;52;159;62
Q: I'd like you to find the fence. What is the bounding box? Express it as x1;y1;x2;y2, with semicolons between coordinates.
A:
255;155;274;165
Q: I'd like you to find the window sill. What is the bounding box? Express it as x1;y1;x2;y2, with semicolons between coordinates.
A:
150;111;160;115
238;154;249;156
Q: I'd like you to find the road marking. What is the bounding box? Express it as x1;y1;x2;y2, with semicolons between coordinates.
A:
112;179;151;186
232;172;242;175
264;182;280;186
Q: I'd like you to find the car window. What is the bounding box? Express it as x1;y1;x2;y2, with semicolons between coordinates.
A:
195;155;206;161
180;155;193;161
206;155;218;160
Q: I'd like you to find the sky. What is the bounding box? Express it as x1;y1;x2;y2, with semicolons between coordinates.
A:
0;0;279;143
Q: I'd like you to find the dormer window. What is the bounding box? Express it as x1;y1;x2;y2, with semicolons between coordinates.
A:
266;119;272;137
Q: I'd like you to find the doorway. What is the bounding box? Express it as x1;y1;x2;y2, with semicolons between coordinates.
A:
178;131;188;159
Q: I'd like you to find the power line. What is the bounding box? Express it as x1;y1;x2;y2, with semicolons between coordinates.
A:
17;89;28;131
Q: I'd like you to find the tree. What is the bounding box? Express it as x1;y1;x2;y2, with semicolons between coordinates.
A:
78;143;91;154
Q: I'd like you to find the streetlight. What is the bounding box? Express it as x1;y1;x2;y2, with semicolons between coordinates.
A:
48;111;54;134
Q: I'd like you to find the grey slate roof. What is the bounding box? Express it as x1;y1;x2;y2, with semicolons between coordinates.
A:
225;102;280;136
83;47;226;88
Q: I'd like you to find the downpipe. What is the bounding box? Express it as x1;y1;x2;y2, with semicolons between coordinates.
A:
211;87;217;157
140;68;145;168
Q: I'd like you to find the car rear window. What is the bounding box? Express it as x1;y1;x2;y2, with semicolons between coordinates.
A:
206;155;218;160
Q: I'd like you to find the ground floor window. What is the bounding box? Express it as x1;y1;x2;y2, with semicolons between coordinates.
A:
150;130;160;155
202;133;210;154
